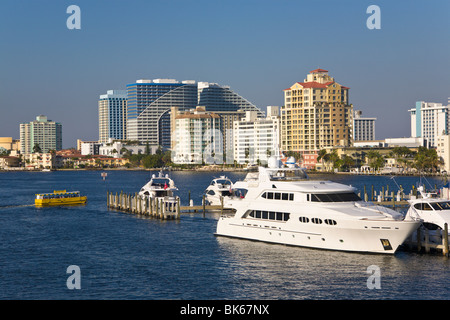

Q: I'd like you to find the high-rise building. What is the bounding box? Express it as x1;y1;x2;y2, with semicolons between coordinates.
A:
171;106;222;164
213;109;246;163
233;107;281;165
409;101;450;147
281;68;353;167
353;110;376;141
20;115;62;154
98;90;127;143
126;79;188;146
126;79;263;148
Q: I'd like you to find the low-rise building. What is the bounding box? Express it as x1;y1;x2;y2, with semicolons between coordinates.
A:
0;156;21;169
99;139;159;158
23;153;58;169
0;137;20;153
73;156;129;168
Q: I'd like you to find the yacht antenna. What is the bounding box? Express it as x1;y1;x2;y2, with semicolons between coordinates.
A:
389;176;402;192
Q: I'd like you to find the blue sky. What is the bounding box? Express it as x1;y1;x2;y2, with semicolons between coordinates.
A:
1;0;449;148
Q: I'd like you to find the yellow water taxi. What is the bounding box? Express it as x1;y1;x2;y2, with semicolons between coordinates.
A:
35;190;87;207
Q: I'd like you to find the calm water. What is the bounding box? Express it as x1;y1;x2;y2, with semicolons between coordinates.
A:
0;170;449;300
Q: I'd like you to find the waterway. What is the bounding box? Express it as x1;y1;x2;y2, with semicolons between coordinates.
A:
0;170;449;300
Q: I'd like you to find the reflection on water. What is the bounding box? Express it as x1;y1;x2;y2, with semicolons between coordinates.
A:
216;236;450;299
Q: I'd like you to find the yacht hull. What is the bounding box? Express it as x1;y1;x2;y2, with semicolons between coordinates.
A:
216;217;419;254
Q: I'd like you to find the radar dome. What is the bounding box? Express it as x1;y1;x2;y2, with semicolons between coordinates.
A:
268;156;281;168
286;156;296;164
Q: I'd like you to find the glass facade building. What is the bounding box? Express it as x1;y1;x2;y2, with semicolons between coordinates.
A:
126;79;263;148
98;90;127;143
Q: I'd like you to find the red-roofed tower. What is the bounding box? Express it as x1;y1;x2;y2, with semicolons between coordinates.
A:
281;69;353;169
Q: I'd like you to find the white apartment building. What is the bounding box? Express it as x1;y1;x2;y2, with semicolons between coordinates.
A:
20;115;62;154
98;139;159;158
81;142;102;156
437;135;450;172
233;107;280;165
409;101;450;147
171;106;223;164
23;153;58;169
353;110;376;141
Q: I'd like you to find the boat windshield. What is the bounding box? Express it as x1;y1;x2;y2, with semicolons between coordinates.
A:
311;192;361;202
151;178;170;187
428;201;450;210
268;169;308;181
215;179;231;185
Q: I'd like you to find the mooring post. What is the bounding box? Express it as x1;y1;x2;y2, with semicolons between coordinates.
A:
443;223;449;257
177;197;181;220
150;198;153;217
128;194;132;212
417;227;422;252
392;191;395;209
202;195;206;217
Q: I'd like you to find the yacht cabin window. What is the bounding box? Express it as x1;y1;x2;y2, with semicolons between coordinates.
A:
246;210;290;222
412;201;450;211
310;192;360;202
261;192;294;201
429;202;450;210
414;202;434;211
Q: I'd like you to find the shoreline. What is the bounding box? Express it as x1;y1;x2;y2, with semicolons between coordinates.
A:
0;166;447;177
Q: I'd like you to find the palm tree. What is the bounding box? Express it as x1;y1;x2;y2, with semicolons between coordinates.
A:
33;143;42;153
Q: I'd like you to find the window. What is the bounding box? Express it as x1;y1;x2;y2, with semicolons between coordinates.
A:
310;192;361;202
414;203;433;211
247;210;290;221
312;218;323;224
261;192;294;201
324;219;337;225
299;216;309;223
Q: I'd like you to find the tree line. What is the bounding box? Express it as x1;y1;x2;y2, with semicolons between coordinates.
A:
317;146;441;173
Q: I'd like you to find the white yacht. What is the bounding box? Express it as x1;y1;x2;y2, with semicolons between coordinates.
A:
243;163;258;172
204;176;233;206
405;186;450;231
139;172;178;202
216;162;420;254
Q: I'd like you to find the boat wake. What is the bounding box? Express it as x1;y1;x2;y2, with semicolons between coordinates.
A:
0;204;35;209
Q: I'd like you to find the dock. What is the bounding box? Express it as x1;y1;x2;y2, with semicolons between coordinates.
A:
403;224;449;256
106;191;231;219
106;189;449;256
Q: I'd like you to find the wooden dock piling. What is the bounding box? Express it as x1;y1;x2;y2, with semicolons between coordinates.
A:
107;191;182;220
107;191;231;220
404;224;450;255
